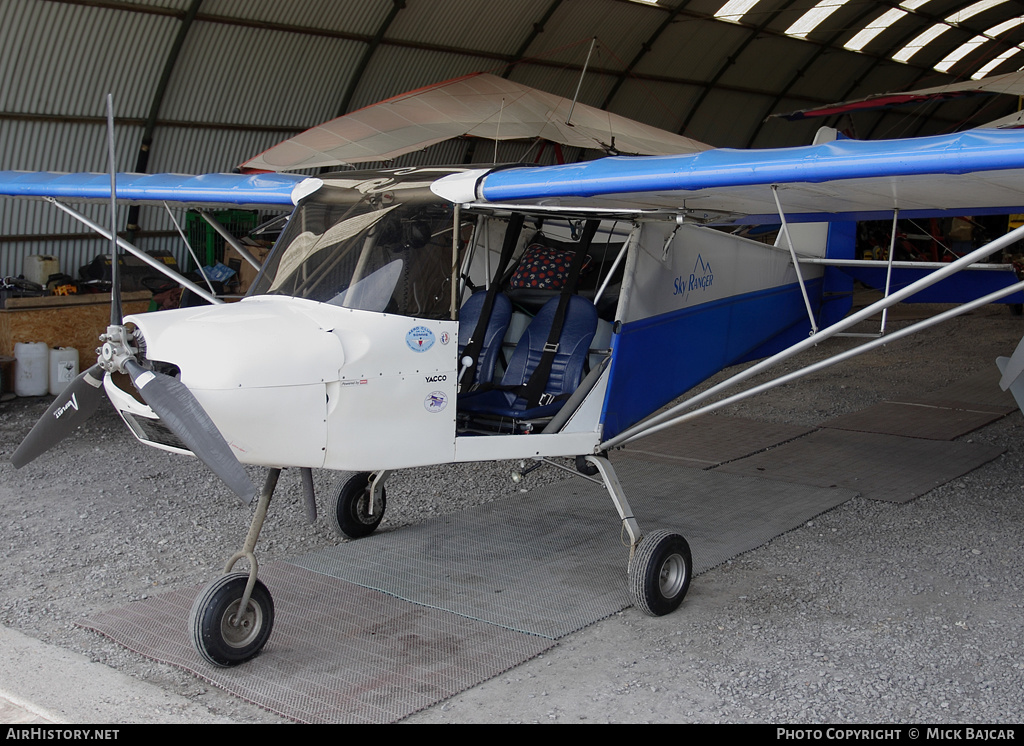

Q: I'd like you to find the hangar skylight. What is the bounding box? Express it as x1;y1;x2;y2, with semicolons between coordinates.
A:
893;0;1011;63
714;0;761;23
933;15;1024;75
714;0;1021;80
972;45;1024;78
844;1;932;52
785;0;849;39
934;34;990;72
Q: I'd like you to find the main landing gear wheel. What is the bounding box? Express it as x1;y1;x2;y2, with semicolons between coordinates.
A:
629;530;692;617
330;472;387;539
189;572;274;667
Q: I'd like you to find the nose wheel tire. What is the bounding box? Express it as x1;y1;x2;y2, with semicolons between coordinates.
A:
190;572;274;667
330;472;387;539
629;530;692;617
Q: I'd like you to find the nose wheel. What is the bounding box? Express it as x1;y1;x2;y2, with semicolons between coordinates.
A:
190;468;280;666
189;572;275;667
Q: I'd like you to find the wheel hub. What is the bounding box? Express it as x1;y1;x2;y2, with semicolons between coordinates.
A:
659;553;688;599
221;599;262;648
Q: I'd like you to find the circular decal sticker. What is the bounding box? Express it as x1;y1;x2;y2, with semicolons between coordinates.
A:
424;391;448;413
440;331;451;346
406;326;435;352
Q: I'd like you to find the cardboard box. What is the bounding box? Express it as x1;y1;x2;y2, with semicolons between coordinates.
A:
223;245;271;293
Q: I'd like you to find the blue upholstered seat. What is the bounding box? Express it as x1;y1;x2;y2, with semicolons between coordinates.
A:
459;295;598;420
458;290;513;388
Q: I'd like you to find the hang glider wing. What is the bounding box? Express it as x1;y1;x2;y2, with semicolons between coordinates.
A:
241;72;708;172
774;69;1024;124
0;171;311;208
431;129;1024;224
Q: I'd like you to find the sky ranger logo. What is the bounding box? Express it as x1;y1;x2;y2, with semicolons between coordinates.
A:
53;393;79;420
673;254;713;304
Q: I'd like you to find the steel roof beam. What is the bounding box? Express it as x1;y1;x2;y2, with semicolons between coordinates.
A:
334;0;407;118
126;0;203;238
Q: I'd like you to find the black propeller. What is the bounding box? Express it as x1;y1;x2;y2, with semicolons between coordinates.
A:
10;364;106;468
10;94;259;504
122;360;258;502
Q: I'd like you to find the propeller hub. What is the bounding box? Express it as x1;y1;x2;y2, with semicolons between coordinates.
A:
98;324;139;374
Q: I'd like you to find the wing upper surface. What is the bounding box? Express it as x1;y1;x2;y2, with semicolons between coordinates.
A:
0;171;309;208
432;130;1024;223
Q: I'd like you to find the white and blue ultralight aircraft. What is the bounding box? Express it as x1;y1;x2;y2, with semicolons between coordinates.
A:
6;125;1024;666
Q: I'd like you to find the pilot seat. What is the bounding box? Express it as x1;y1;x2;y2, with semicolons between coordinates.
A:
458;294;598;429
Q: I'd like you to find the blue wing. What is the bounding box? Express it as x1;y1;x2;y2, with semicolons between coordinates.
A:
432;129;1024;224
0;171;309;208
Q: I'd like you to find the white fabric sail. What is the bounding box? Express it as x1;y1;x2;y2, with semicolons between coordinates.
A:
774;69;1024;126
242;72;708;172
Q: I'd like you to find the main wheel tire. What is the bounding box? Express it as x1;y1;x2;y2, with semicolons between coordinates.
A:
629;530;692;617
189;572;274;667
329;472;387;539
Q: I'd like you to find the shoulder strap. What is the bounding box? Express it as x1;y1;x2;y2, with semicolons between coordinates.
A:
461;213;524;390
518;220;598;409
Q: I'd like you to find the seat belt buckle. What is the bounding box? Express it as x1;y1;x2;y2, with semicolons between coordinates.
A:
539;392;555;406
543;343;559;353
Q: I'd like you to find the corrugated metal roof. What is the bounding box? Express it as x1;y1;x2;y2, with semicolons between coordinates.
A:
0;0;176;118
160;21;366;127
200;0;391;34
387;0;554;55
347;46;497;111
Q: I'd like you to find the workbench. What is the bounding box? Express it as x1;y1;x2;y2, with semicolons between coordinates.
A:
0;292;151;392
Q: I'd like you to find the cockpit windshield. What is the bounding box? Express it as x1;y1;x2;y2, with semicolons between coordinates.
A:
251;185;459;320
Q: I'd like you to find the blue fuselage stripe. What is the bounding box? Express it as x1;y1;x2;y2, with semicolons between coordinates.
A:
600;279;822;440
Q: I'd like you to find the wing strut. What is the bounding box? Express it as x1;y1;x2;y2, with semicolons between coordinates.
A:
771;185;818;335
601;219;1024;451
45;197;223;305
834;208;900;340
880;209;899;336
198;208;263;271
603;273;1024;449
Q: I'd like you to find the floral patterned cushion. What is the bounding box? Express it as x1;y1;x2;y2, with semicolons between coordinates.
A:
508;243;591;290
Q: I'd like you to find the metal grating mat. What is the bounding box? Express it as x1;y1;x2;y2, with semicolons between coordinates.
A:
80;562;555;724
714;429;1005;503
620;415;814;467
914;369;1017;412
289;459;856;638
79;459;857;722
821;401;1006;440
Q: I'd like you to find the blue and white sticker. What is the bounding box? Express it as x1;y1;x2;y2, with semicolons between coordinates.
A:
406;326;435;352
440;331;451;346
424;391;448;413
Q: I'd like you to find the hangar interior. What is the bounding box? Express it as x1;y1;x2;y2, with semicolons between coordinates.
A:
6;0;1024;725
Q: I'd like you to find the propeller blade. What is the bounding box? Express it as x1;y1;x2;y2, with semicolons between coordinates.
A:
123;360;258;503
106;93;123;326
11;364;107;468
